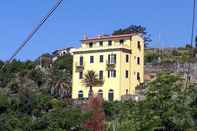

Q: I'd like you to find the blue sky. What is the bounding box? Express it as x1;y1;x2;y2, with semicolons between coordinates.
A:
0;0;196;60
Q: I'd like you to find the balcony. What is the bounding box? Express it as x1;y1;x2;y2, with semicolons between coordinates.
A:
75;63;84;72
106;61;116;70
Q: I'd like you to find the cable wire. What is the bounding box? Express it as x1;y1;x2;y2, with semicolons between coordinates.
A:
0;0;64;71
185;0;196;88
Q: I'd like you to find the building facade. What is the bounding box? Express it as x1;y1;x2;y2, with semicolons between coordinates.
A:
72;34;144;101
52;47;74;62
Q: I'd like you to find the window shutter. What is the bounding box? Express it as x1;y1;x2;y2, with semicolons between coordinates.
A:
108;55;110;64
114;54;116;64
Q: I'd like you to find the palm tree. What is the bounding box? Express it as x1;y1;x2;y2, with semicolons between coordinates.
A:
82;70;104;98
51;80;71;98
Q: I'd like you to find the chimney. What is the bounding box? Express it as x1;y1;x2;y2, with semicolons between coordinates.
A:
83;33;88;40
97;34;102;38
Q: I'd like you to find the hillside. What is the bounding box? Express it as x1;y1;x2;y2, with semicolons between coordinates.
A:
0;48;197;130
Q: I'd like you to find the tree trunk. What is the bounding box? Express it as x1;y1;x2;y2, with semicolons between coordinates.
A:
89;86;93;98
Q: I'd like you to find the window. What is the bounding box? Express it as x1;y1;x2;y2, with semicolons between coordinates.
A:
90;56;94;63
108;70;116;78
99;41;103;46
108;89;114;101
125;70;129;78
137;72;140;81
108;40;112;46
98;90;103;98
126;54;129;63
79;56;83;65
89;42;93;48
100;55;104;63
137;57;140;65
108;54;116;64
120;39;124;45
137;41;141;50
79;71;83;79
99;70;103;80
78;90;83;99
126;89;129;95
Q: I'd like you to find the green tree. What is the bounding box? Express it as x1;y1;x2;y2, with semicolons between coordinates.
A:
27;68;45;87
112;25;151;47
53;55;73;71
82;70;103;98
143;73;197;130
185;44;192;49
0;60;4;68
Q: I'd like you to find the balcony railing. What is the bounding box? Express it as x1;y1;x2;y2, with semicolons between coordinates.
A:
75;63;84;72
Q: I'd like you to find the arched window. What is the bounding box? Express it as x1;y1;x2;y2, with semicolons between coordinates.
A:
97;89;103;98
126;89;129;95
78;90;83;99
108;89;114;101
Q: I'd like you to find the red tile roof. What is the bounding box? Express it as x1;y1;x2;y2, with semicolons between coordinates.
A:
81;34;134;42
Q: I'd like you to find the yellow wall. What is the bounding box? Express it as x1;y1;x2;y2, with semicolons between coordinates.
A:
72;34;144;101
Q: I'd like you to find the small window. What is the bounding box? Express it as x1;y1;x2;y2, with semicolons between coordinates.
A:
89;42;93;48
78;91;83;99
108;89;114;101
79;71;83;79
98;90;103;98
99;71;103;80
108;40;112;46
137;41;141;50
125;70;129;78
137;57;140;65
100;55;104;63
126;54;129;63
99;41;103;46
137;72;140;81
126;89;129;95
90;56;94;63
120;39;124;45
80;56;83;65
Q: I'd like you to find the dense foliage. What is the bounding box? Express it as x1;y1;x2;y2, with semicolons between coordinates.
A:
112;25;152;47
104;73;197;131
0;56;197;131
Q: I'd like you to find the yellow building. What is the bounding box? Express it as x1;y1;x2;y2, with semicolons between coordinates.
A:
72;33;144;101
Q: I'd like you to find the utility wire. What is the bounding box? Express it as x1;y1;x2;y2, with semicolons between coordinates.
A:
191;0;196;47
0;0;64;71
185;0;196;88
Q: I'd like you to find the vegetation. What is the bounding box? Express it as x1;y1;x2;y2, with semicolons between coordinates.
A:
195;35;197;47
144;47;195;64
104;73;197;131
82;70;103;97
0;49;197;130
113;25;152;47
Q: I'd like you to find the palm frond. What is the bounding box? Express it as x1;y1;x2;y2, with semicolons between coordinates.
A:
82;70;104;87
